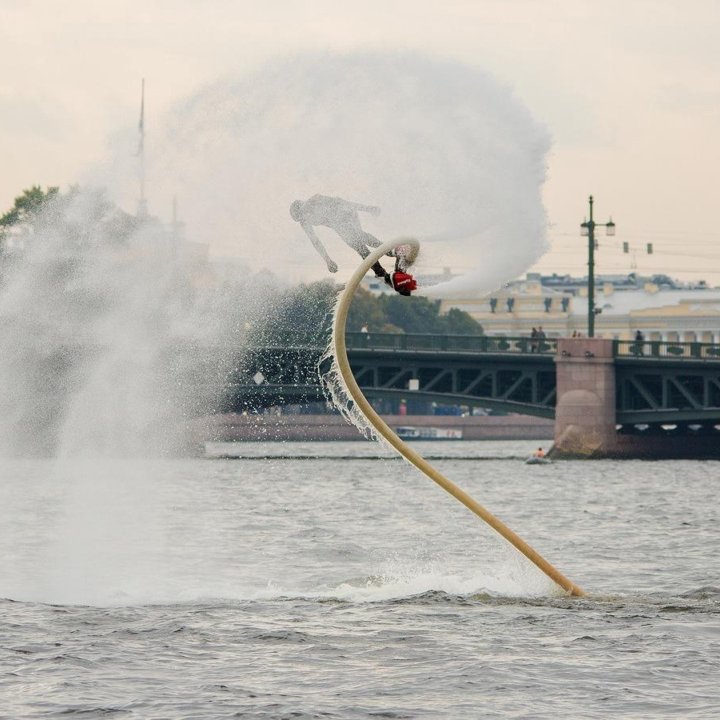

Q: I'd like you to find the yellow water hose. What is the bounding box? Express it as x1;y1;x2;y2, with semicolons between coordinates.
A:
332;238;585;597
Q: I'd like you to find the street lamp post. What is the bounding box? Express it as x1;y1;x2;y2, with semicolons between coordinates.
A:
580;195;615;337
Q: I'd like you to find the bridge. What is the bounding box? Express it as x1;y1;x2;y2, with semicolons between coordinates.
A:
220;332;558;418
213;332;720;458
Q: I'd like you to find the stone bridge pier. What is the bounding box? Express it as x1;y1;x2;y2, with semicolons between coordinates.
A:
552;337;617;458
552;337;720;459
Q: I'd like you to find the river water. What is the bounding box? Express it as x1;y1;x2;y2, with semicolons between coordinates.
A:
1;439;718;718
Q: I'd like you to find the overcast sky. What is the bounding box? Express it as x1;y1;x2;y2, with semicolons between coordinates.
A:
2;0;719;282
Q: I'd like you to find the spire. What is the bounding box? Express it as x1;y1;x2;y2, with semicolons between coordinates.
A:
136;78;148;218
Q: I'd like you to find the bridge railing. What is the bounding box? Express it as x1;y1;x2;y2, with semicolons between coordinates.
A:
345;332;557;355
614;339;720;360
192;332;720;361
245;330;558;355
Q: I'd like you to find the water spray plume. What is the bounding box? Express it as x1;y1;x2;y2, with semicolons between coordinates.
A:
105;51;550;293
0;50;553;603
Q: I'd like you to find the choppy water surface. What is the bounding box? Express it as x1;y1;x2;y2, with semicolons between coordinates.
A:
1;440;718;718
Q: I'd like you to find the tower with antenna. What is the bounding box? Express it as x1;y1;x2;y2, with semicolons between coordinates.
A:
136;78;148;218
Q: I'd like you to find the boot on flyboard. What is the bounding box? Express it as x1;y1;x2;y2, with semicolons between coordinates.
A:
385;242;418;296
385;270;417;296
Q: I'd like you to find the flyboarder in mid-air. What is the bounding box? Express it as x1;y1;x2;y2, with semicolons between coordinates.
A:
289;194;417;295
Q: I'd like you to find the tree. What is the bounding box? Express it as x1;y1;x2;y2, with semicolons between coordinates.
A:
441;307;485;335
378;294;483;335
0;185;59;230
277;279;337;338
346;286;388;331
0;184;146;260
243;279;337;345
251;280;483;340
1;185;60;263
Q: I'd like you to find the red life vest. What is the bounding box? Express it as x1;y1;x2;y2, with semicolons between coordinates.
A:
391;272;417;293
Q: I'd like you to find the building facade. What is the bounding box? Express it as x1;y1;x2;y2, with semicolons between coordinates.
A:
439;273;720;342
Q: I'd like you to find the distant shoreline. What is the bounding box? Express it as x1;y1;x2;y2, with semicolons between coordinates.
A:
191;413;554;443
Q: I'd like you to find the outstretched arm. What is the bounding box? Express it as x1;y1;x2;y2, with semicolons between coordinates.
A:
301;222;338;273
347;201;381;216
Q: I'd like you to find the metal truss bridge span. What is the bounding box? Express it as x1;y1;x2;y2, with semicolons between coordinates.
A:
215;334;720;432
219;332;558;417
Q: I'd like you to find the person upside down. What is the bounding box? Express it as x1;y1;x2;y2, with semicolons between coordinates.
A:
289;194;416;296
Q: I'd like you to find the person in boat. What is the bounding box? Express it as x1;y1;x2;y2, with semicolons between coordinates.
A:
289;194;388;278
533;447;546;458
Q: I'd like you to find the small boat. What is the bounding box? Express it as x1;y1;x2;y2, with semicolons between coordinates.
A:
525;455;552;465
395;426;463;440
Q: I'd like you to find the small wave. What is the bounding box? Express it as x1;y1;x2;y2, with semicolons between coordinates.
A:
680;585;720;600
57;708;126;717
301;563;558;604
562;588;720;615
252;630;313;644
207;454;531;461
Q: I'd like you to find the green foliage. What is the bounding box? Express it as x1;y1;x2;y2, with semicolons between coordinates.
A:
346;286;388;331
243;279;336;345
379;294;441;334
0;184;143;255
276;280;337;335
260;282;483;339
441;307;486;335
376;293;483;335
0;185;59;228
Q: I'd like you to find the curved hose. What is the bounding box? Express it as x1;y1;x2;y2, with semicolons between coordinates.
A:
331;238;584;597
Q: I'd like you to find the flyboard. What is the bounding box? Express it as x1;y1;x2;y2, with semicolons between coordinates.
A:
331;238;584;597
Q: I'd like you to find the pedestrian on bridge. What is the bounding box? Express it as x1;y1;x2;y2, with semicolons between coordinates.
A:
530;327;538;353
634;330;645;356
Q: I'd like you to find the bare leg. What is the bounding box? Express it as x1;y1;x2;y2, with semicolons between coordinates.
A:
371;260;388;278
361;232;381;248
344;232;388;278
